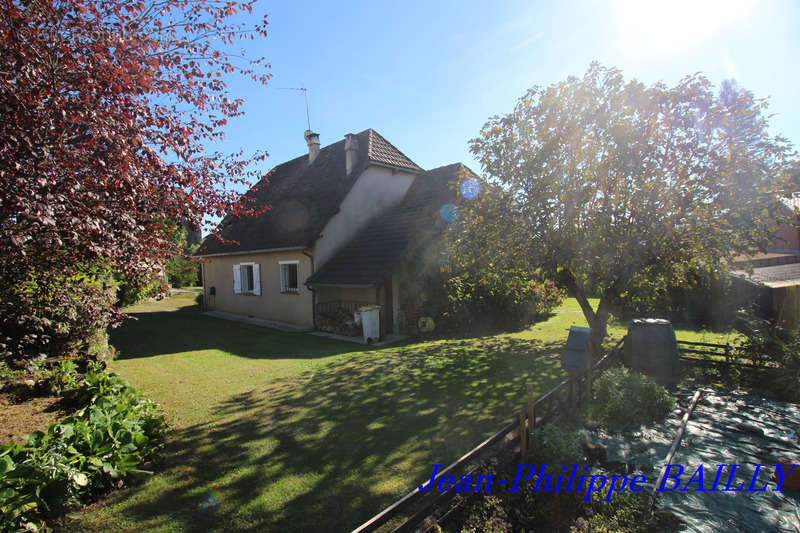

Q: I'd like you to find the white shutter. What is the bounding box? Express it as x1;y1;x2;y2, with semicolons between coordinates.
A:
280;264;286;292
233;264;242;294
252;263;261;295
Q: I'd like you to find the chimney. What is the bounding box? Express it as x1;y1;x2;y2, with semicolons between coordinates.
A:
304;130;320;163
344;133;359;175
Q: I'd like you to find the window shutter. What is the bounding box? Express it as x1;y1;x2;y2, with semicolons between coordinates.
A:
280;264;286;292
252;263;261;295
233;264;242;294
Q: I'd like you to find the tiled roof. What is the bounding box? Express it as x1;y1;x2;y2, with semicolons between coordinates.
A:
366;129;423;172
196;129;421;256
732;262;800;288
306;163;475;286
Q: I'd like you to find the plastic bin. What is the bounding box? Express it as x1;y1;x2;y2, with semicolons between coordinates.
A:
359;305;382;344
624;318;680;385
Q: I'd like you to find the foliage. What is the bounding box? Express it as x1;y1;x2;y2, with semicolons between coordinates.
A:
0;361;22;383
115;272;169;309
439;268;564;332
1;0;271;362
163;224;200;289
1;264;117;363
533;424;584;466
733;308;800;401
0;367;167;531
614;265;739;329
590;367;675;427
40;360;79;396
165;250;200;289
574;488;674;533
467;63;795;354
459;496;512;533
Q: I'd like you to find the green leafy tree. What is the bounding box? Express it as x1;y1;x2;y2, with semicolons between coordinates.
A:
467;64;794;355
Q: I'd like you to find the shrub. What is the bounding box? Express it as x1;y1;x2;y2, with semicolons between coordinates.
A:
577;488;676;532
40;360;79;396
534;424;583;466
0;361;21;383
733;308;800;401
0;265;119;366
443;269;565;332
590;367;675;427
115;271;169;308
0;368;167;531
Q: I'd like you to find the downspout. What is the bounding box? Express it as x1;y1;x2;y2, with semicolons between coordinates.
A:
302;250;316;329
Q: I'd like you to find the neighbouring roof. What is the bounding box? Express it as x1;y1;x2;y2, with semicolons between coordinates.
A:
196;129;422;256
306;163;475;287
782;193;800;212
732;262;800;288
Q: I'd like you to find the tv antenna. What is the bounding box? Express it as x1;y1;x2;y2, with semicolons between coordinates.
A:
279;87;311;131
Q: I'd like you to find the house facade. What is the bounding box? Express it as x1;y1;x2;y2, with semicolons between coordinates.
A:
196;129;473;336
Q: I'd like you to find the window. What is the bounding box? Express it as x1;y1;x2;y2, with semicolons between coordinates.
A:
279;261;299;293
241;264;254;292
232;262;260;295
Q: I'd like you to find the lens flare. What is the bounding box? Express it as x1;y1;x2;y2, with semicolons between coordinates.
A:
194;488;223;519
460;178;480;199
440;204;458;223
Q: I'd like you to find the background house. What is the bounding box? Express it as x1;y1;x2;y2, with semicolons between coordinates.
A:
196;129;473;337
731;192;800;329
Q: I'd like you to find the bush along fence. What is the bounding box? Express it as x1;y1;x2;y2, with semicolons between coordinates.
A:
0;366;167;532
351;338;626;533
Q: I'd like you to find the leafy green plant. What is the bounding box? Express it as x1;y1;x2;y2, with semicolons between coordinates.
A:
579;488;675;533
0;361;21;383
734;307;800;401
438;270;565;332
0;368;166;531
40;360;79;395
534;424;583;466
589;367;675;427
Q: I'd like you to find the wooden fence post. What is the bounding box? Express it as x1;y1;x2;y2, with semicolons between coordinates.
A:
526;383;535;453
519;410;527;457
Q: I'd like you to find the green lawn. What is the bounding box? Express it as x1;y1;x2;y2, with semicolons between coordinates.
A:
72;294;737;532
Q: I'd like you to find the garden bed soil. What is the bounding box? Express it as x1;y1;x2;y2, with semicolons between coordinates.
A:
0;392;66;443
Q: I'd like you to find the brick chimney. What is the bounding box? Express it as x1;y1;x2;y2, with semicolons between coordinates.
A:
304;130;320;163
345;133;359;175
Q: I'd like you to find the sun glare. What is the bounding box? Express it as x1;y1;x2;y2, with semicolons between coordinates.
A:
613;0;756;56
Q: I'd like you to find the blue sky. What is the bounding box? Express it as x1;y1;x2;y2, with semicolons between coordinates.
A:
218;0;800;179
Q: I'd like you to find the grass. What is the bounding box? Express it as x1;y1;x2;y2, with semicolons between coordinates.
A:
71;294;739;532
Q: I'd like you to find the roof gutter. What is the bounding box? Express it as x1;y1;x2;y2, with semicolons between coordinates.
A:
302;249;316;330
367;161;423;175
194;246;307;258
305;282;377;289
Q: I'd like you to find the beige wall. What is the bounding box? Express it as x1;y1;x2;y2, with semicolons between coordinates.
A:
313;165;416;269
201;250;313;327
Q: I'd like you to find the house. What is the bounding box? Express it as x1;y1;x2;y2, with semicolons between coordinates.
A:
195;129;475;337
731;192;800;329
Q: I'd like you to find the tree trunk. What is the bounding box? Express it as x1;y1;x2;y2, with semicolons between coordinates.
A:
572;287;610;359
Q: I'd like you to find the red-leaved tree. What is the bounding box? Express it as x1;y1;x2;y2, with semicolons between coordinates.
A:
0;0;270;362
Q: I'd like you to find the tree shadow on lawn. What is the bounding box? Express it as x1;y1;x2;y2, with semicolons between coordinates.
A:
111;310;365;360
78;336;566;532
